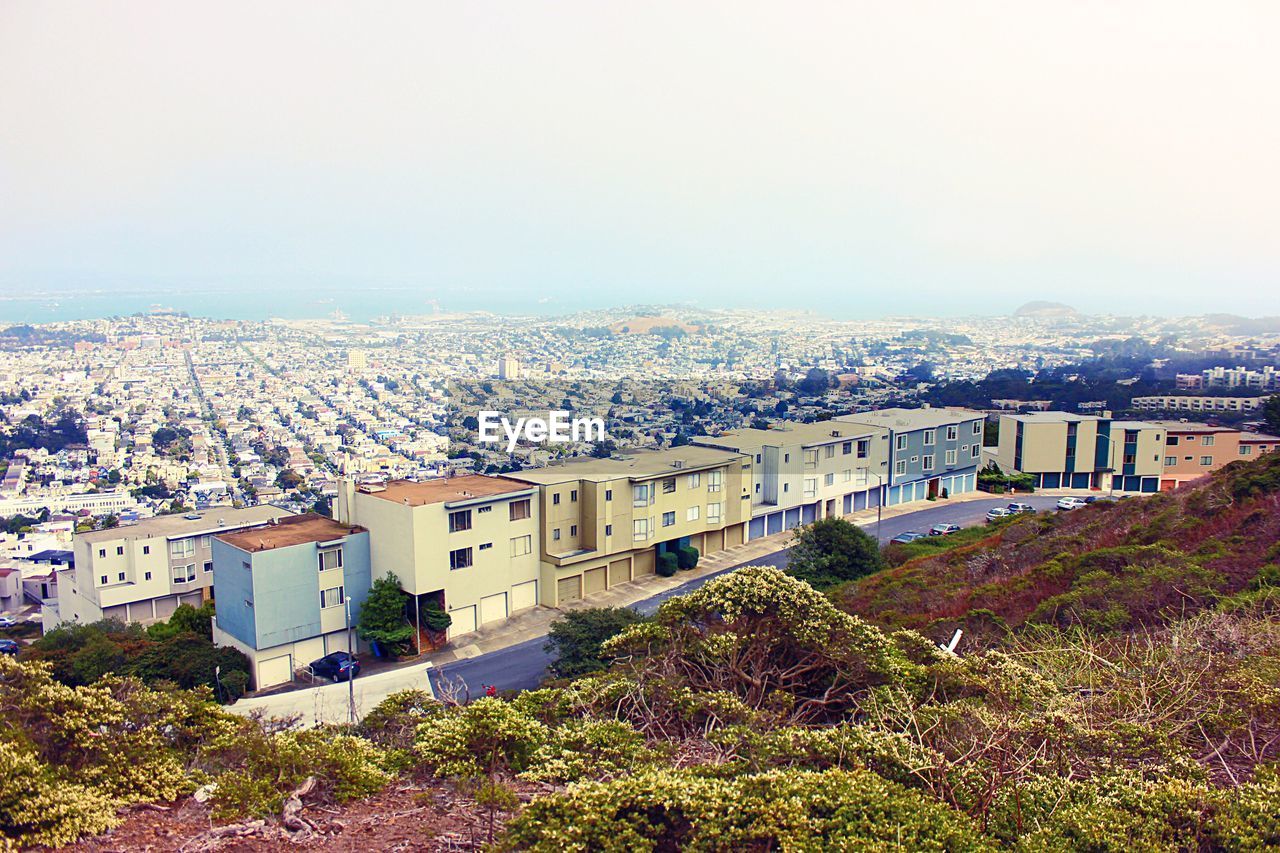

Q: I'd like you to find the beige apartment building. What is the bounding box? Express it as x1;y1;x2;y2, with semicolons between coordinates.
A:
54;506;292;627
507;446;752;606
694;420;890;540
996;412;1165;493
1131;395;1269;414
334;475;541;642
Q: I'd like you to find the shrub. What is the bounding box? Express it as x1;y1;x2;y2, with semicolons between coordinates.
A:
545;607;647;679
677;545;699;570
0;740;121;849
786;516;885;589
357;573;416;654
657;552;679;576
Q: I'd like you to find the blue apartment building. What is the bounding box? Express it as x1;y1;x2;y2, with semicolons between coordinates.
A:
837;407;985;506
211;513;371;689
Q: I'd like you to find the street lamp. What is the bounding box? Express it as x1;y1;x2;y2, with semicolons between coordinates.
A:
345;597;355;724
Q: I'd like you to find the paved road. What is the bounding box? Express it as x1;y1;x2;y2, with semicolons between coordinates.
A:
430;495;1063;695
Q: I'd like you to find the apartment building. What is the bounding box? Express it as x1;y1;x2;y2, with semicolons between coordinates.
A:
1131;395;1269;414
334;474;540;642
507;446;751;607
211;514;370;688
996;412;1165;492
54;506;291;626
836;407;985;505
1152;422;1280;490
694;420;890;540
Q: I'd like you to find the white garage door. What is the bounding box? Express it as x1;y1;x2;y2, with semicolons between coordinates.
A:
449;605;477;637
511;580;537;611
480;593;508;626
258;655;293;689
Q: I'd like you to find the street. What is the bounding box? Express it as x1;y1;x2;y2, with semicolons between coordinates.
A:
429;494;1062;695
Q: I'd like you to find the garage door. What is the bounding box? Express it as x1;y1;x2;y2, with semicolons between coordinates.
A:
258;655;293;689
557;576;582;604
608;559;630;587
749;517;766;540
511;580;537;611
633;550;655;576
583;567;606;595
449;605;477;637
480;593;508;626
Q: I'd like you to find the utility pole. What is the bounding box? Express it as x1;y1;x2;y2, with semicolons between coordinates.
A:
345;597;355;724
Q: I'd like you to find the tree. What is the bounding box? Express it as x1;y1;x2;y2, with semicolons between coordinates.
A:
545;607;647;679
357;574;415;654
785;517;886;590
145;602;214;641
1262;394;1280;437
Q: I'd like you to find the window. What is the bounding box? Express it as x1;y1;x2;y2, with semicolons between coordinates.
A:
825;445;835;459
118;572;125;581
662;478;676;494
1166;435;1179;446
662;511;676;527
707;503;722;524
804;449;819;468
200;535;212;549
755;483;761;493
973;421;982;435
633;484;651;506
895;460;907;476
448;509;472;532
896;434;908;451
552;528;561;541
923;430;936;446
509;535;532;556
99;575;107;584
98;549;105;558
203;561;213;574
708;470;723;492
945;449;957;465
605;524;613;536
842;469;852;482
922;455;934;471
171;538;194;558
1240;445;1253;456
318;548;343;571
842;441;852;455
479;542;493;550
1200;456;1214;466
1164;456;1177;466
144;571;152;581
946;425;958;441
783;483;790;492
1124;454;1137;466
172;564;196;584
142;545;150;555
570;524;578;536
633;518;650;541
687;472;700;488
509;499;531;521
320;585;345;608
687;506;700;521
570;489;578;502
803;478;816;498
116;546;124;556
477;505;492;514
1203;435;1215;446
553;492;561;505
605;489;613;501
971;445;981;459
783;453;790;463
857;439;869;459
755;454;762;464
824;473;834;486
449;547;473;570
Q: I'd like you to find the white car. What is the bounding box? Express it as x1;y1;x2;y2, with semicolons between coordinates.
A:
0;616;16;628
1056;497;1087;510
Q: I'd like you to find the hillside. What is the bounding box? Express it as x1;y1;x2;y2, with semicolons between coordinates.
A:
837;450;1280;639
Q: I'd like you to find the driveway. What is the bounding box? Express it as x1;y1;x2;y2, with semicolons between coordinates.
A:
229;654;438;726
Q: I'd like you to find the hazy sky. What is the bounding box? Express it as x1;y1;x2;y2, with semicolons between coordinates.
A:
2;1;1278;318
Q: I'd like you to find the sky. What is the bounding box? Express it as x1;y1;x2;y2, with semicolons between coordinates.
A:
1;1;1278;319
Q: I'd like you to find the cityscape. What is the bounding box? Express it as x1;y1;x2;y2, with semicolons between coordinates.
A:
4;1;1280;849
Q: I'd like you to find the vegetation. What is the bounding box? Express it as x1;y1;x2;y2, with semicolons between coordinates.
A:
785;515;885;589
545;607;647;679
356;574;415;654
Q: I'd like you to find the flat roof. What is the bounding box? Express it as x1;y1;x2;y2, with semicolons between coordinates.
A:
217;513;362;552
509;445;745;485
838;407;983;430
695;420;883;453
77;505;291;543
1142;421;1237;433
358;474;532;507
1241;431;1280;442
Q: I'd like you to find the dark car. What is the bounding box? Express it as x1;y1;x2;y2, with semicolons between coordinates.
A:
310;651;360;682
0;639;19;656
891;531;927;544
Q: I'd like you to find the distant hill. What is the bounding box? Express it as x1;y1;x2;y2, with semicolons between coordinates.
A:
1201;313;1280;335
608;316;702;336
1013;300;1079;318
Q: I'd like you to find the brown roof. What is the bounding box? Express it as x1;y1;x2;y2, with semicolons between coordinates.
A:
216;513;363;553
359;475;532;507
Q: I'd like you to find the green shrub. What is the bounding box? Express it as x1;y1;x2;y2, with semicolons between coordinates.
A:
0;740;121;849
677;545;699;570
657;552;679;577
545;607;647;679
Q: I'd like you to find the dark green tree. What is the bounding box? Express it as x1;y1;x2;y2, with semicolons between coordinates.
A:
785;517;886;590
1262;394;1280;438
545;607;647;678
357;574;415;653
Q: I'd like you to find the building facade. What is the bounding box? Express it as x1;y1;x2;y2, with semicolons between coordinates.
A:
55;506;291;626
334;474;541;643
211;514;370;688
996;413;1165;492
507;446;751;606
1131;395;1270;414
1153;422;1280;490
694;420;890;540
836;407;984;505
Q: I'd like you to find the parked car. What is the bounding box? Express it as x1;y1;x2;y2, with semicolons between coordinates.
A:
930;523;961;536
1083;496;1100;503
0;616;16;629
1007;502;1035;514
310;651;360;682
0;639;19;656
1057;497;1087;510
891;531;927;544
986;507;1012;522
